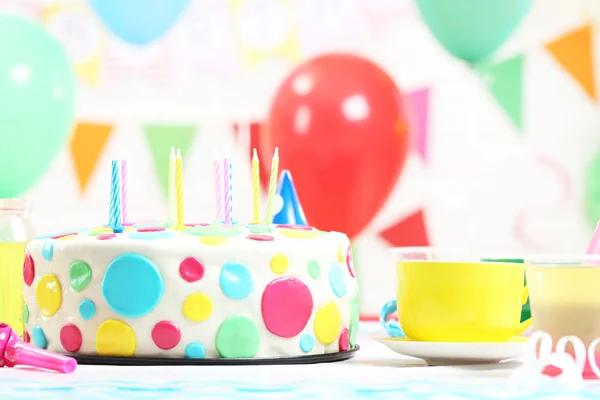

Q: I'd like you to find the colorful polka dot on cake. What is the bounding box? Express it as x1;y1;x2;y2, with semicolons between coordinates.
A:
79;299;96;320
179;257;205;282
51;232;78;240
349;292;360;347
276;224;315;230
198;236;228;246
23;254;34;286
262;277;313;338
60;324;83;352
97;233;116;240
270;254;288;274
137;226;165;232
102;253;164;318
152;321;181;350
182;293;213;322
299;334;314;353
96;319;136;357
36;274;62;317
329;262;347;297
128;230;175;240
280;229;320;239
307;259;320;279
22;303;29;324
184;224;243;238
185;342;205;359
247;225;273;234
220;261;254;299
69;260;92;292
32;326;47;349
346;246;356;278
42;243;53;261
215;316;260;358
314;302;342;345
339;328;349;351
338;245;346;263
247;234;274;241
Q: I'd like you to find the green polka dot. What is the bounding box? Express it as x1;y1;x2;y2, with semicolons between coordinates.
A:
349;291;360;348
247;225;273;234
23;303;29;324
88;232;102;237
183;225;243;238
69;261;92;292
215;316;260;358
307;259;320;279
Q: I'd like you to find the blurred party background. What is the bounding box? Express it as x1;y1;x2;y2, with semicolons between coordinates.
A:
2;0;600;317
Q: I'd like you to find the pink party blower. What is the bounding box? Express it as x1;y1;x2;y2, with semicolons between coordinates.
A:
0;323;77;373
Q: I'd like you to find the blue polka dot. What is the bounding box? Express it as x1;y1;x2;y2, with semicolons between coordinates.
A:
185;342;206;359
32;326;47;349
219;261;254;299
299;334;314;353
329;262;347;298
128;231;175;240
102;253;164;318
42;243;54;261
79;299;96;320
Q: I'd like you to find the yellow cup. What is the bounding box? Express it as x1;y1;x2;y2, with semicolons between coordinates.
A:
392;248;531;342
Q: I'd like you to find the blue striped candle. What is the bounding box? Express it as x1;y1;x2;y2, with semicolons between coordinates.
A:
109;160;122;228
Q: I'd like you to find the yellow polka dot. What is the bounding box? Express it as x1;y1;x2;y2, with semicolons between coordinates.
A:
92;227;113;233
183;293;213;322
59;234;78;241
280;229;320;239
270;254;289;274
198;236;229;246
35;274;62;318
338;245;346;263
96;319;136;357
172;225;186;231
125;226;135;231
314;302;342;344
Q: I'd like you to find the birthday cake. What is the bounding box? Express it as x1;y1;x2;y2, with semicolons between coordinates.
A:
21;222;359;359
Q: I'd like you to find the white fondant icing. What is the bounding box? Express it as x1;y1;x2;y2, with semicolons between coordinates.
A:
23;225;359;359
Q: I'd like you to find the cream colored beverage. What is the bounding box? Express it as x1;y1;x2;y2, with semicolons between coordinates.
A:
0;242;25;337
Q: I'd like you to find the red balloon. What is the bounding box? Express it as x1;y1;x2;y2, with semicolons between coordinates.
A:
262;53;410;239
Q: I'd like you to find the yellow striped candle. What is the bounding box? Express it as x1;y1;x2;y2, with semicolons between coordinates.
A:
175;148;184;227
265;147;279;224
252;148;260;223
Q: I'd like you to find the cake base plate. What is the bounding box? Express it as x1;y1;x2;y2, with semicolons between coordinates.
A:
71;345;359;366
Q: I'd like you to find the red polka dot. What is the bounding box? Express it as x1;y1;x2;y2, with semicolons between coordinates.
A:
137;226;165;232
276;224;314;230
23;330;30;343
23;254;34;286
97;233;116;240
261;277;313;338
51;232;78;239
247;234;274;241
179;257;205;282
152;321;181;350
346;247;356;278
339;328;349;351
60;324;82;352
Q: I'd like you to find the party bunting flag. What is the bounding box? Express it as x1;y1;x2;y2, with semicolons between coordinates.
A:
379;209;430;247
407;88;430;163
478;54;524;131
144;124;197;198
545;25;596;101
70;122;113;193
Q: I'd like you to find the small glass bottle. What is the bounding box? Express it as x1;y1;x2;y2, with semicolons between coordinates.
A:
0;199;35;337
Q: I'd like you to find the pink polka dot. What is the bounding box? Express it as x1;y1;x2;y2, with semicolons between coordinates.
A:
137;226;165;232
346;247;356;278
60;324;83;352
179;257;205;282
23;254;34;286
247;234;274;242
97;233;116;240
276;224;314;230
152;321;181;350
23;330;30;343
339;328;349;351
261;277;313;338
51;232;78;239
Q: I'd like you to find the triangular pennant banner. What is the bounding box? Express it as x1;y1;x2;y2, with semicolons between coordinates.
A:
379;209;430;247
407;88;430;163
144;124;197;198
70;122;113;193
479;55;524;131
545;25;596;101
233;121;271;189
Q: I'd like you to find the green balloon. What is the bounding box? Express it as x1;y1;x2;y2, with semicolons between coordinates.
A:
414;0;532;64
0;17;75;197
585;149;600;228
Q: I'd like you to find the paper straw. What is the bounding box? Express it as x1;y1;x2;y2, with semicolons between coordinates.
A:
265;147;279;224
252;148;260;223
168;147;176;224
175;148;184;227
109;159;121;228
223;153;232;224
214;151;224;222
120;158;129;225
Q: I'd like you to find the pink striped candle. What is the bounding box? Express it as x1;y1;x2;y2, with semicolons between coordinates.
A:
223;156;232;224
120;158;130;225
214;152;224;222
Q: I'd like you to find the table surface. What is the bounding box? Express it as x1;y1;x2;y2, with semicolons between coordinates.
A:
1;323;599;399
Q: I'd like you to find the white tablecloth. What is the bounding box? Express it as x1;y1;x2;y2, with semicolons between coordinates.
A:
1;323;599;399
